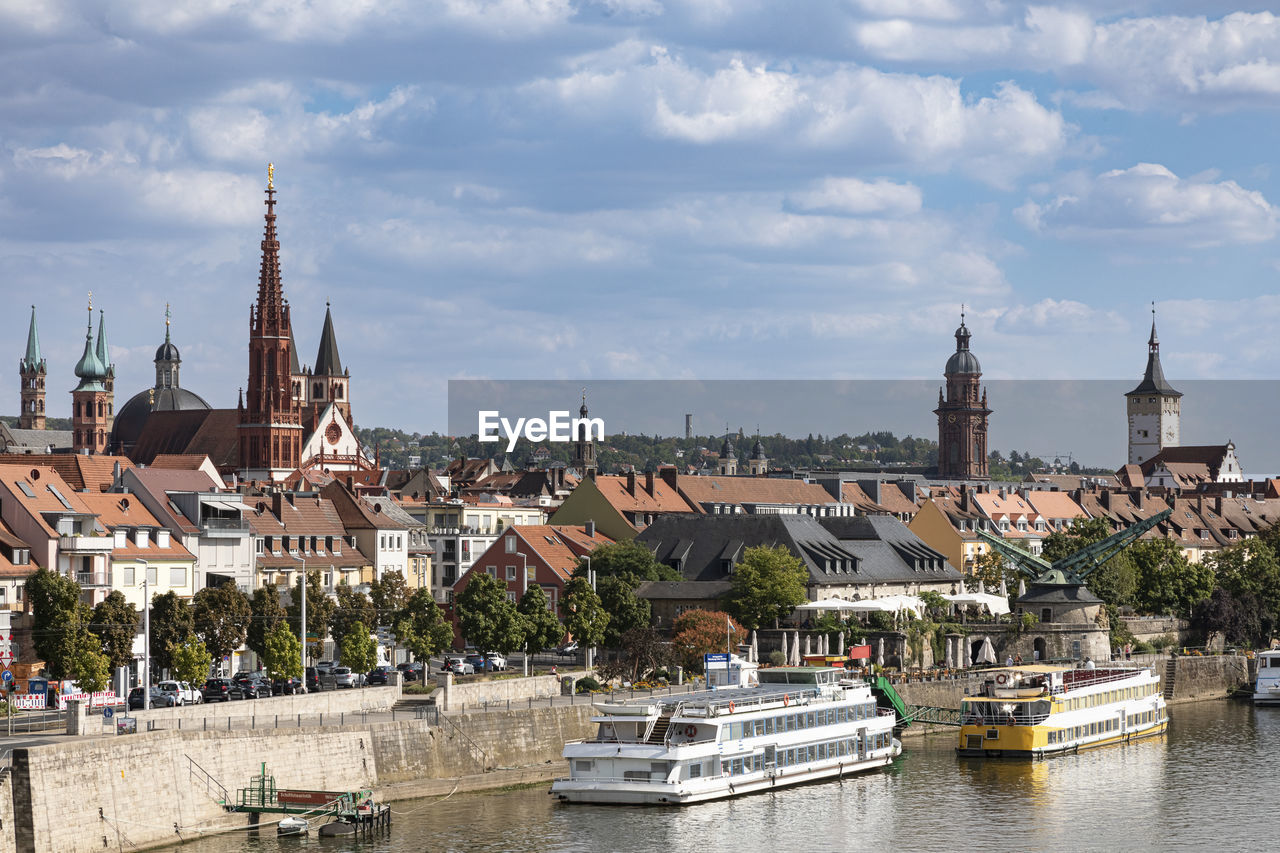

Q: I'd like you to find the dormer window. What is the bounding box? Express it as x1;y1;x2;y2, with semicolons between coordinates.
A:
114;529;128;548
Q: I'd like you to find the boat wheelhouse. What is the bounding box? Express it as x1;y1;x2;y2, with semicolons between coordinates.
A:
551;667;899;805
1253;650;1280;705
957;663;1166;759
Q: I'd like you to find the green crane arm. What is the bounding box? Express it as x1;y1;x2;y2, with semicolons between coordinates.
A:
1053;508;1171;583
975;529;1053;578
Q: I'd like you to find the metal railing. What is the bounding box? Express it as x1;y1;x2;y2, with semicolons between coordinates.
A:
186;754;230;807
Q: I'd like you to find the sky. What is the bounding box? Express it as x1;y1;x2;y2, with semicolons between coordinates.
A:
3;1;1280;453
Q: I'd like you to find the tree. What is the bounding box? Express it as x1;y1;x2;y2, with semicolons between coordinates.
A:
339;621;377;674
397;589;455;662
247;584;287;660
66;623;111;693
1132;538;1214;618
370;570;410;660
90;591;139;672
967;550;1023;595
262;623;302;680
1041;517;1137;608
192;582;251;662
517;584;563;654
456;572;527;656
1192;587;1269;647
561;577;608;652
329;584;376;650
725;545;808;630
672;609;745;673
169;636;213;686
607;626;672;684
149;591;194;676
288;570;336;662
597;576;651;648
574;541;680;584
27;568;84;678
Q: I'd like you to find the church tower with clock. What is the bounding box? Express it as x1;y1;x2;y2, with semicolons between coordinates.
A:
935;311;991;480
1126;307;1181;465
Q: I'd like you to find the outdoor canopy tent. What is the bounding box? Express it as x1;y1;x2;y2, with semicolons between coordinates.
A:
794;598;864;612
943;592;1011;616
843;595;925;618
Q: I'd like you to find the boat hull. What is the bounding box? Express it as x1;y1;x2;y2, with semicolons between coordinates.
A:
956;720;1167;759
551;753;895;805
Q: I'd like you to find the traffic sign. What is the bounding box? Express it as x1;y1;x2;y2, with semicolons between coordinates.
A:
704;653;729;665
1;670;12;683
103;706;114;719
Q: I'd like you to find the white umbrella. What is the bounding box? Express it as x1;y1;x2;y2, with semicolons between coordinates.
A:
877;637;885;667
837;631;845;656
999;578;1008;597
963;639;972;667
942;592;1011;616
779;630;788;664
945;636;954;668
977;579;986;594
791;630;801;666
750;630;758;663
976;636;997;665
804;634;812;656
794;598;863;612
1018;579;1027;597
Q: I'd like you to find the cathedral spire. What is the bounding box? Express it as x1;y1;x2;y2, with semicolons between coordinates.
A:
257;162;285;323
1127;303;1181;398
22;306;42;371
314;301;343;377
95;309;111;372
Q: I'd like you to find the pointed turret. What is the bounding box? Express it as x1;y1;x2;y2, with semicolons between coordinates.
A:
72;295;111;454
314;302;343;377
74;305;106;389
1125;303;1182;465
18;305;47;430
1127;311;1181;398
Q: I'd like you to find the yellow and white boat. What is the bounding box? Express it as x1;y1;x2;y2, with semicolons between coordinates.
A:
957;663;1166;759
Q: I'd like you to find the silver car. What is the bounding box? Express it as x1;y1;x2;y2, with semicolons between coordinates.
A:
444;656;474;675
332;666;357;688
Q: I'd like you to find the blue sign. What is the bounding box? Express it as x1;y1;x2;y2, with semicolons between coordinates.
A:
103;706;114;719
704;653;729;665
1;670;12;683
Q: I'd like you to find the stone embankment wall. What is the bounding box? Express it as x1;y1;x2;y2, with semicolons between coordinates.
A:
1120;616;1188;645
435;673;575;711
1166;654;1249;703
9;702;593;853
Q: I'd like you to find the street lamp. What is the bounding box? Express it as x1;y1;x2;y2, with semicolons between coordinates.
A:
584;556;595;673
134;559;150;712
289;553;307;691
518;552;530;677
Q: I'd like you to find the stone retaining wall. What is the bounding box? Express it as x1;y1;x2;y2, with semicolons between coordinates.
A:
435;672;577;711
8;701;592;853
1167;654;1249;703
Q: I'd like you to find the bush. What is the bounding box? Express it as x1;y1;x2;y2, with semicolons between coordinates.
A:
403;683;434;695
1152;632;1177;651
651;668;670;681
1134;641;1156;654
575;676;602;694
767;650;786;667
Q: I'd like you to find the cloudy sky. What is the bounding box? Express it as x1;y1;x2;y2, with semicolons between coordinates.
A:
4;1;1279;452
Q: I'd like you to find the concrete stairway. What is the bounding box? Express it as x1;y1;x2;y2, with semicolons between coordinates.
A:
1163;658;1177;700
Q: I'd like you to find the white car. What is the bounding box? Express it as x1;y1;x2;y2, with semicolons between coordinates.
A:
157;680;202;706
485;653;507;671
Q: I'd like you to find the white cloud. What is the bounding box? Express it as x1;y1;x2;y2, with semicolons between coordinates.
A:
1016;163;1278;247
528;46;1070;185
786;178;922;217
994;298;1126;334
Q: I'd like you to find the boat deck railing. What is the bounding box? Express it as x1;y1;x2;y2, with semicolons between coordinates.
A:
1058;667;1154;693
962;708;1052;727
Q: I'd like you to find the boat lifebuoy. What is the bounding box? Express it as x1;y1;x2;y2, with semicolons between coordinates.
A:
685;725;697;738
995;673;1009;686
728;701;735;713
783;694;790;707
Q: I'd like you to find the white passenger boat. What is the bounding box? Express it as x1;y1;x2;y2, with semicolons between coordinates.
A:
550;667;900;805
957;663;1167;759
1252;650;1280;705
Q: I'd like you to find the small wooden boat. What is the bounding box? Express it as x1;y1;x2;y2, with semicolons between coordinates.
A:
277;817;309;836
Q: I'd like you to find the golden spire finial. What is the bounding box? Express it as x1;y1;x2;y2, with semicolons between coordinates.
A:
88;291;93;313
165;302;171;328
268;162;274;189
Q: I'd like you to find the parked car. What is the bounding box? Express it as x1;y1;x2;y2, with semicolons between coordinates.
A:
485;653;507;671
442;656;474;675
232;673;272;699
128;687;177;710
367;666;390;685
272;677;304;695
306;666;336;692
332;667;357;688
202;678;245;702
396;662;420;682
157;680;201;705
555;642;579;657
464;653;486;671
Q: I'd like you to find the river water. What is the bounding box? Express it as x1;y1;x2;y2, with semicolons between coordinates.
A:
172;699;1270;853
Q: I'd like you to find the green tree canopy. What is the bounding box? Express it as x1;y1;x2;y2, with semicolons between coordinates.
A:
149;591;194;676
1132;538;1215;618
27;568;84;679
456;572;528;655
573;540;680;585
169;636;213;686
66;621;111;693
517;584;564;654
329;584;376;650
561;577;608;651
397;588;455;662
1040;516;1137;608
725;545;808;630
192;582;251;661
90;590;139;671
262;622;302;681
339;621;378;673
247;584;287;660
596;575;651;647
370;571;410;628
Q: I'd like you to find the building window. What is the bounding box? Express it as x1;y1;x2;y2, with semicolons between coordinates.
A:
505;536;516;553
170;568;186;587
122;566;135;586
506;566;516;581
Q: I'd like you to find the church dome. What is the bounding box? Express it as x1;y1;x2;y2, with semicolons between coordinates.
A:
110;386;211;454
945;319;981;375
155;340;181;362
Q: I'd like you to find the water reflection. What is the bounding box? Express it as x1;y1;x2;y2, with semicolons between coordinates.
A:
170;701;1272;853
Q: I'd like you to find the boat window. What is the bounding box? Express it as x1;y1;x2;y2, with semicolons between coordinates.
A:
688;762;702;779
574;760;593;772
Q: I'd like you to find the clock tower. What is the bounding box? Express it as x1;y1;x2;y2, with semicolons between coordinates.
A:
1125;307;1181;465
935;310;991;480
